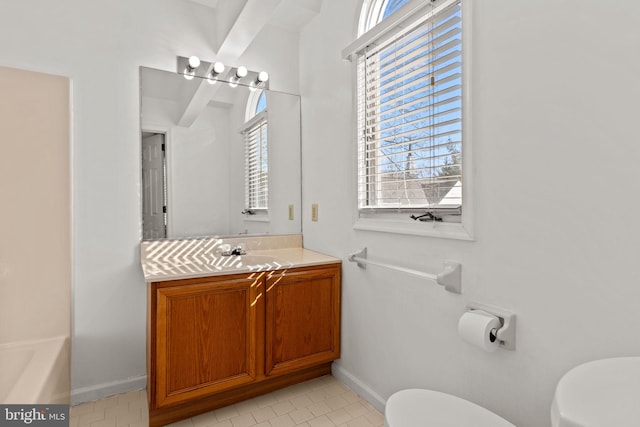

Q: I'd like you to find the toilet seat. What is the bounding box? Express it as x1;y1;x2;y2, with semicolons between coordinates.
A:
551;357;640;427
384;389;515;427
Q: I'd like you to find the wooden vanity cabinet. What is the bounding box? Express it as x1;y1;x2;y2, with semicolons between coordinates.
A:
147;263;341;426
148;273;263;409
265;265;341;376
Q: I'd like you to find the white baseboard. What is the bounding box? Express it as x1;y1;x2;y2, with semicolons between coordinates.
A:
71;375;147;405
71;367;384;411
332;363;386;413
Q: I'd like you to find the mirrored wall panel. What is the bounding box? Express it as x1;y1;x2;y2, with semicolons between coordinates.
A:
140;66;301;240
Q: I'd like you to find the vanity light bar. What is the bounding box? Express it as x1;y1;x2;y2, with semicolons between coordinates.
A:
177;56;268;89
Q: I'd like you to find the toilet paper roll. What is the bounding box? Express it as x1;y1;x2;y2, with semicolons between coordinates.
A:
458;310;501;352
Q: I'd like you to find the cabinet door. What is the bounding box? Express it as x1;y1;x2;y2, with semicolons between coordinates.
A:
154;274;263;408
265;265;341;376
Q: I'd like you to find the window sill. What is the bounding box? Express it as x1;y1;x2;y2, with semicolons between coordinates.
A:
353;217;474;241
243;215;270;223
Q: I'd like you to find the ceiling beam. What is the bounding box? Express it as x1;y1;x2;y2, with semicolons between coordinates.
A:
177;64;233;127
216;0;285;60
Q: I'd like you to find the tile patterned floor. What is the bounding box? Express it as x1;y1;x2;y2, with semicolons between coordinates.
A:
70;375;384;427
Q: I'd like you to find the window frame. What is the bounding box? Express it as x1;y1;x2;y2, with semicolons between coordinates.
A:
345;0;474;240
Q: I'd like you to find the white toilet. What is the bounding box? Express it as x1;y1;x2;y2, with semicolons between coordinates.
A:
384;358;640;426
384;389;515;427
551;357;640;427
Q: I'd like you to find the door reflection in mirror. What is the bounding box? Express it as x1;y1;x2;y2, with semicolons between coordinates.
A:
142;132;167;239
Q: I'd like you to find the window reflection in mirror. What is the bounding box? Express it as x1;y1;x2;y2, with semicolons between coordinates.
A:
242;89;269;215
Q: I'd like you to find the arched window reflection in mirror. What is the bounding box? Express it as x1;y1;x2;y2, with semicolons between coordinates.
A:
256;91;267;115
242;89;268;213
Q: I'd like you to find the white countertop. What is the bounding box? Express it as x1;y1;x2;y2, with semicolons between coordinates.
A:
140;235;340;282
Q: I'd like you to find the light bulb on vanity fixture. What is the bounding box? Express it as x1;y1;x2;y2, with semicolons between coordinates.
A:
183;55;201;80
207;62;225;85
249;71;269;91
229;66;248;88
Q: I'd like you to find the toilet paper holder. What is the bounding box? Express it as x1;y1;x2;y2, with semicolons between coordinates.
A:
466;302;516;351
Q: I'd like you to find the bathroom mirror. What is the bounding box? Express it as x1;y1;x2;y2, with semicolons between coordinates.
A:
140;66;301;240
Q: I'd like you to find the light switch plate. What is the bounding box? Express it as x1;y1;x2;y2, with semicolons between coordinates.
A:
288;204;294;220
311;204;318;222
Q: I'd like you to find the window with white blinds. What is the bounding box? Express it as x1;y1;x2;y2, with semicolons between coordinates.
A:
356;0;462;216
243;111;268;210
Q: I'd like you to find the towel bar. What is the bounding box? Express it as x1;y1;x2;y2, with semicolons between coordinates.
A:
348;247;461;294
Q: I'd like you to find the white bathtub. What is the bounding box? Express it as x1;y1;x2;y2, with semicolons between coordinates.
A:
0;336;70;404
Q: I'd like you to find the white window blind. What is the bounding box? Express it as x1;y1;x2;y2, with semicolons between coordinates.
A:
243;111;268;210
357;0;462;212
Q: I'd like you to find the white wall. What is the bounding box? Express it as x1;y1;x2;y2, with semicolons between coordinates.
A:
143;97;232;238
226;88;302;236
267;93;302;234
300;1;640;427
0;0;300;403
170;107;232;237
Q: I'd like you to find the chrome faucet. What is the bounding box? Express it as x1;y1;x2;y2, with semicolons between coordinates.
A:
221;245;246;256
230;246;246;256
